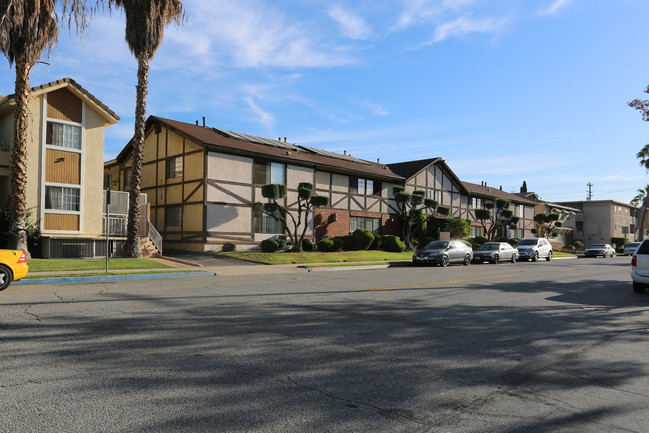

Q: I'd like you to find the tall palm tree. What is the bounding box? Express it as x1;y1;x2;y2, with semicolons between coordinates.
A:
108;0;184;257
636;144;649;172
632;186;649;241
0;1;89;255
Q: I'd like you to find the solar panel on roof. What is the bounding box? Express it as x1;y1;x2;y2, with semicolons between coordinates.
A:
214;128;299;150
298;145;370;165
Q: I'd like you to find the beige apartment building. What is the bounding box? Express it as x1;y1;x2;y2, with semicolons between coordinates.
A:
0;78;119;257
557;200;641;246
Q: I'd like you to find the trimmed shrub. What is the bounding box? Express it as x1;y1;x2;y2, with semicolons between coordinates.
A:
573;240;584;249
260;239;279;253
370;234;383;250
317;238;334;252
495;237;509;243
418;236;436;249
336;235;356;251
610;237;627;248
472;236;488;246
221;242;236;252
276;238;287;249
353;229;374;251
302;239;314;252
383;235;406;252
331;237;344;252
508;238;520;247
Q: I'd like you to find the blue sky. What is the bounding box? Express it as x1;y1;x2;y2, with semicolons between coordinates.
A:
1;0;649;203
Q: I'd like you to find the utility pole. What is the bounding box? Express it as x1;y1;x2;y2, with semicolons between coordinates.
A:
586;182;593;201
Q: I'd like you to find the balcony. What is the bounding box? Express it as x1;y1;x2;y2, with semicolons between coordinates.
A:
102;190;148;237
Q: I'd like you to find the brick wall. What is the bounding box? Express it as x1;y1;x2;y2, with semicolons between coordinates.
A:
314;209;400;241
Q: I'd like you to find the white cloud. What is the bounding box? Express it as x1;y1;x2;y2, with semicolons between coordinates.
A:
423;16;508;46
244;96;275;130
394;0;478;30
328;6;372;40
161;0;355;68
362;101;389;116
538;0;574;16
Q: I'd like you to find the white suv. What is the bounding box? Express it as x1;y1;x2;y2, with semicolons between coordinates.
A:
631;239;649;293
515;237;553;262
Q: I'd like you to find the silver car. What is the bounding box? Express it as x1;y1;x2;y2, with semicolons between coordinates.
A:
624;242;641;256
412;240;473;267
515;237;553;262
473;242;519;264
584;244;616;258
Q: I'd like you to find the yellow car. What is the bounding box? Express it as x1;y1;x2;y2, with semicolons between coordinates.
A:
0;249;29;291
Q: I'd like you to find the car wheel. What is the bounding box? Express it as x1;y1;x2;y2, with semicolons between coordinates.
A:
463;254;471;266
546;251;552;261
0;265;12;291
532;252;539;262
511;254;517;263
492;254;499;264
440;255;450;267
633;282;645;293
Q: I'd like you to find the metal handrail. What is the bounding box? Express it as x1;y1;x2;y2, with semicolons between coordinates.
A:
148;221;163;255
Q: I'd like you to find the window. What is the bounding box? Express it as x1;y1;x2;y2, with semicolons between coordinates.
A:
518;205;524;218
253;161;285;185
166;156;183;179
46;122;81;149
45;186;80;211
165;205;183;226
516;228;524;239
428;189;441;202
254;209;283;234
471;226;483;238
471;197;482;208
124;167;132;188
350;216;381;234
350;177;380;195
576;221;584;231
0;141;8;152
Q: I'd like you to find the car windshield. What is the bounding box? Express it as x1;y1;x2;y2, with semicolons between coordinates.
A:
478;243;499;251
517;239;537;246
627;243;641;247
424;241;448;250
590;245;606;249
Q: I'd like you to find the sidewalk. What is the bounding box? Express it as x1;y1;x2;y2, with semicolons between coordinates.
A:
14;254;580;285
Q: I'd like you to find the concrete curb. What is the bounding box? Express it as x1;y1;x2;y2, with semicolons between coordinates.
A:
14;271;215;285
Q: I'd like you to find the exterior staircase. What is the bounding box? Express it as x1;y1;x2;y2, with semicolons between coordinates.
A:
140;236;161;258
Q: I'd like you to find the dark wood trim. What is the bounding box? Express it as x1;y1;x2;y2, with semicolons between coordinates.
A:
350;195;363;210
203;147;208;244
205;201;250;208
150;200;204;208
182;136;186;242
332;194;348;208
206;180;252;205
184;181;203;204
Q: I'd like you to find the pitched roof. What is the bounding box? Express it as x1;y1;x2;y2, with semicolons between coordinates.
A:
0;77;119;124
462;181;537;205
115;116;404;180
386;158;441;178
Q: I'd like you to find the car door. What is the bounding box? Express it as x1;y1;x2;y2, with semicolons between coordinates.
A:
501;244;512;260
448;241;461;262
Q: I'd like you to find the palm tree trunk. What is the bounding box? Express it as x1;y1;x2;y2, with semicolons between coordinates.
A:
9;60;31;257
125;56;149;258
639;200;647;241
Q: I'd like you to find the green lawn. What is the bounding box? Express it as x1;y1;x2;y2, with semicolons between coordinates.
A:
217;250;413;265
553;251;577;258
27;258;173;272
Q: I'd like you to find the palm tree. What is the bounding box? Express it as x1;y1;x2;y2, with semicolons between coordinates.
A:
631;186;649;241
0;1;89;255
636;144;649;172
108;0;184;257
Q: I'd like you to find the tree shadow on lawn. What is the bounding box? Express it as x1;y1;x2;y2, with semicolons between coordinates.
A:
1;276;648;432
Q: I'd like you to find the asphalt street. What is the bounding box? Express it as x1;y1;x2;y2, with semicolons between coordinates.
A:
1;256;647;432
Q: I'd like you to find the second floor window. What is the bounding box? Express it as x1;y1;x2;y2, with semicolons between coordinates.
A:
166;156;183;179
165;205;183;226
45;186;80;211
350;177;381;195
46;122;81;149
254;161;285;185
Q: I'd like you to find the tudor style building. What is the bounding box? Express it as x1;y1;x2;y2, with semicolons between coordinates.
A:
0;78;119;257
105;116;538;252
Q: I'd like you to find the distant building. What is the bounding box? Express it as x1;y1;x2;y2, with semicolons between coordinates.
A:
556;200;641;246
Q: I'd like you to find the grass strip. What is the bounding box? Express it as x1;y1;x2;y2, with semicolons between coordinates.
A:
216;250;412;265
27;258;173;272
23;269;205;279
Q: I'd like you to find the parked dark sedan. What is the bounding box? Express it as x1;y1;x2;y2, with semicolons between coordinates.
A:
472;242;518;264
412;240;473;267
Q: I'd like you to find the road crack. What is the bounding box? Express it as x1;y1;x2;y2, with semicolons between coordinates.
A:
23;306;41;322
